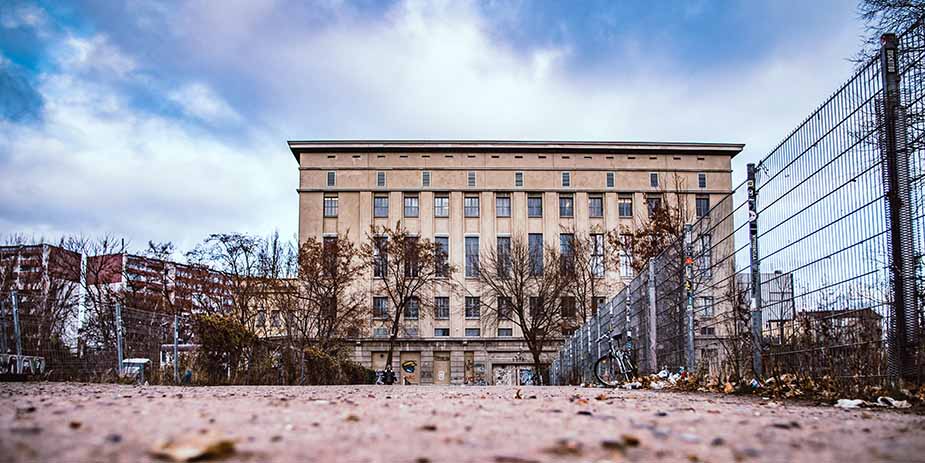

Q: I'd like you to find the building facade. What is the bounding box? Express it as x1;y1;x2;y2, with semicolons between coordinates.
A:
290;140;742;384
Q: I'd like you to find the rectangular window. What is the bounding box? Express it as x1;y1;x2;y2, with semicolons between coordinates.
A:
698;234;713;278
527;194;543;217
465;328;481;337
700;327;716;336
422;171;431;187
403;236;420;277
560;297;576;318
373;195;389;218
618;195;633;217
434;328;450;337
589;195;604;218
322;236;338;276
528;233;544;275
529;297;542;321
497;328;513;337
591;234;604;278
404;297;420;319
515;172;524;187
465;236;479;277
373;327;389;337
606;172;615;188
559;233;574;274
434;195;449;217
404;194;419;217
323;195;338;217
373;236;388;278
696;195;710;218
373;297;389;319
376;171;386;187
467;171;476;187
619;234;633;278
649;172;659;188
435;296;450;319
435;236;449;277
698;172;707;189
498;296;512;320
465;296;480;319
496;194;511;217
327;171;336;187
464;195;480;217
405;327;419;337
697;296;715;318
559;194;574;217
561;172;571;187
497;236;511;278
647;194;662;218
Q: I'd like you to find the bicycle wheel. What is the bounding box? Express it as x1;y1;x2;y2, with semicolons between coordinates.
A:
594;354;621;387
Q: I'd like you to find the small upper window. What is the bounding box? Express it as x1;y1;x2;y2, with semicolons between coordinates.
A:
650;172;659;188
377;171;386;187
515;172;524;187
327;171;336;187
422;171;431;187
561;172;571;187
468;171;476;187
698;172;707;189
606;172;615;188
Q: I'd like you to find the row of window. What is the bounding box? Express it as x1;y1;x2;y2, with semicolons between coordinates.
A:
324;193;712;219
371;327;510;337
371;295;609;321
326;171;710;189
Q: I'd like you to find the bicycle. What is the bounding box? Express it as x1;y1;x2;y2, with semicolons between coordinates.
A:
593;334;637;387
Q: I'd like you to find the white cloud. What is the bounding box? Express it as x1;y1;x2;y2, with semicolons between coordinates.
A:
59;34;137;78
0;2;48;30
168;82;242;125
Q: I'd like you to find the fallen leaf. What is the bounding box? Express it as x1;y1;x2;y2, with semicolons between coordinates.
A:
543;439;583;456
514;389;523;400
345;414;360;422
149;431;236;462
723;383;734;394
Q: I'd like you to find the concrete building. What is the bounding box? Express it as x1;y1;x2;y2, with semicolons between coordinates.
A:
289;140;742;384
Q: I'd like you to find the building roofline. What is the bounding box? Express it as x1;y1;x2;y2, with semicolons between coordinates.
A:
287;139;745;162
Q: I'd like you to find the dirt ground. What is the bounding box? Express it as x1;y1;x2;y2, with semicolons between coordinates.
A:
1;383;924;463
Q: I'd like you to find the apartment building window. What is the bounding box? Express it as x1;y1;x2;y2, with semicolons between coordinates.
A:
373;195;389;218
404;297;420;319
327;171;336;187
698;172;707;189
527;194;543;217
373;236;388;278
515;172;524;187
322;236;338;276
589;195;604;218
561;172;571;187
404;194;419;217
464;195;480;217
650;172;659;188
373;297;389;319
697;296;715;318
435;236;449;277
529;297;543;320
696;195;710;218
700;327;716;336
422;171;431;187
528;233;544;275
434;194;449;217
619;234;634;278
606;172;615;188
404;236;420;277
468;171;476;187
498;296;512;320
465;296;480;319
560;234;575;274
647;194;663;218
323;194;338;217
698;234;713;278
497;328;513;337
377;171;386;187
497;236;512;277
435;296;450;319
465;328;481;337
496;193;511;217
591;233;604;278
256;311;266;328
618;195;633;217
373;327;389;337
560;297;576;318
559;194;574;217
434;328;450;337
465;236;479;277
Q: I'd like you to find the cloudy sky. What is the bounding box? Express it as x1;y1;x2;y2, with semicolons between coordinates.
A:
0;0;869;252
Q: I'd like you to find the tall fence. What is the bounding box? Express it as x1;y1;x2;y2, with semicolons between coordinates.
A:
551;25;925;388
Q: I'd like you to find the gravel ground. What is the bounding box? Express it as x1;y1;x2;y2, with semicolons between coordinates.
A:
1;382;924;463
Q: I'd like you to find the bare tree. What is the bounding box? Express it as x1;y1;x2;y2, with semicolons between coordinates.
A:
564;227;613;326
475;234;571;383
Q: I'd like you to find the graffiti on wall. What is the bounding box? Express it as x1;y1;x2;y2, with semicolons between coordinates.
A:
493;366;515;386
519;368;536;385
0;354;46;378
401;360;417;384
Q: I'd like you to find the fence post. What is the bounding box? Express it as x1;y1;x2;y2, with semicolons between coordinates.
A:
173;314;180;384
880;33;920;382
0;299;7;354
746;163;764;379
114;303;124;375
646;261;658;373
11;291;22;374
684;224;696;372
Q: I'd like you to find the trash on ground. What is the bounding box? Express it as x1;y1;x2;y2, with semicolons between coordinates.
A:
149;431;236;462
